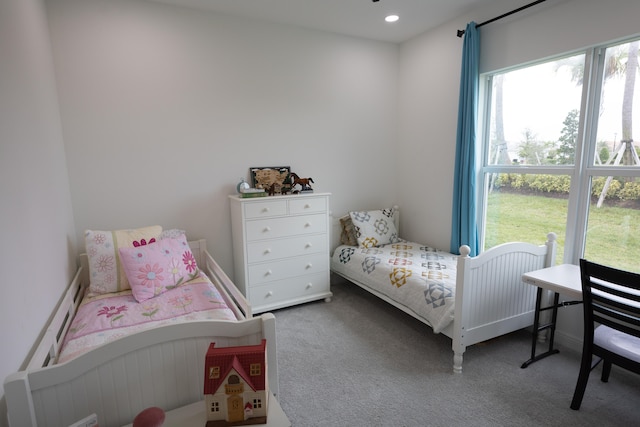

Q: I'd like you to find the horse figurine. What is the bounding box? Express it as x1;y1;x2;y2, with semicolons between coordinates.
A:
290;172;314;191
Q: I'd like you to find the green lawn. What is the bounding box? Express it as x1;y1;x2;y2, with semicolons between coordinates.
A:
485;191;640;272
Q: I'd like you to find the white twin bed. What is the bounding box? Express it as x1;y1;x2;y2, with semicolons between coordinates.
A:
330;207;557;373
4;234;279;427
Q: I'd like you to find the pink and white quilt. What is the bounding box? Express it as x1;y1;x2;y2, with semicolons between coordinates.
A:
331;241;458;333
57;272;237;363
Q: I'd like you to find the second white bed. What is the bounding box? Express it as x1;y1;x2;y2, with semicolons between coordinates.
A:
331;208;557;373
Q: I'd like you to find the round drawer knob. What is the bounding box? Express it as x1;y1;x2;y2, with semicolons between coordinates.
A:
304;204;310;208
304;222;311;228
265;270;272;276
266;291;273;297
305;242;312;248
306;283;313;289
306;263;313;269
263;226;271;232
262;207;270;213
264;248;272;254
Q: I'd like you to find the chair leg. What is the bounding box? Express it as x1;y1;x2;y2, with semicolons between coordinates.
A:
571;356;593;410
601;360;611;382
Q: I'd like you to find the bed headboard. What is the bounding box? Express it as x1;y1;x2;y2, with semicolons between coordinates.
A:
330;206;400;255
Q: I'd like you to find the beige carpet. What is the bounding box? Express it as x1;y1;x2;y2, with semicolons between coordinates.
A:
271;274;640;427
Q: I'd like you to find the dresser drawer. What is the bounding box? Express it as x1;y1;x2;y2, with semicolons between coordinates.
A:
244;200;287;219
247;234;328;263
248;253;328;285
245;213;327;241
249;273;329;307
289;197;328;215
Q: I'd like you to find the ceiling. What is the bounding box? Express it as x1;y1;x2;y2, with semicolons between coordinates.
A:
148;0;496;43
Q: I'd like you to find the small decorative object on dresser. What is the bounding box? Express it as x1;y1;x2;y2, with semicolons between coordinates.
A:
289;172;314;193
229;192;332;313
237;178;250;194
237;177;267;198
249;166;291;195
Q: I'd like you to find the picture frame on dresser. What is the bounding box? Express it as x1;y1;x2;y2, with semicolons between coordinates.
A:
249;166;290;190
229;192;332;314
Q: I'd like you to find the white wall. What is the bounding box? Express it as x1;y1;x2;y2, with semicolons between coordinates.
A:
46;0;400;277
397;0;640;348
0;0;76;424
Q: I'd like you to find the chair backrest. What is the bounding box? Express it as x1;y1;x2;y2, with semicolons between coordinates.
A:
579;259;640;341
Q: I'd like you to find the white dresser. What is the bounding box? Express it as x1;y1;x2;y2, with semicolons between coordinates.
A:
229;193;332;314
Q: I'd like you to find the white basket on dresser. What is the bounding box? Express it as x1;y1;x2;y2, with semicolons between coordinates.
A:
229;192;332;313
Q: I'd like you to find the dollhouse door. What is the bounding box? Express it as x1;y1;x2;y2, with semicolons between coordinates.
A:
227;395;244;422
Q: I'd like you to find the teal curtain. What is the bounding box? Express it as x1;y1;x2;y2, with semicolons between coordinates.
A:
450;22;480;256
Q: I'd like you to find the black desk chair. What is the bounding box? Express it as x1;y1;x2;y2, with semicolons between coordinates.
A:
571;259;640;410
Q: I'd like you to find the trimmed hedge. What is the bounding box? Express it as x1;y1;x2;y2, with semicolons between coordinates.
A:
492;173;639;201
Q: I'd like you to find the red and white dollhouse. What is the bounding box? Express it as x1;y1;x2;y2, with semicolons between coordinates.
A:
203;339;268;426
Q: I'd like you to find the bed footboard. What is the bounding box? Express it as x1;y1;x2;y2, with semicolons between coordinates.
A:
451;232;557;373
5;314;278;427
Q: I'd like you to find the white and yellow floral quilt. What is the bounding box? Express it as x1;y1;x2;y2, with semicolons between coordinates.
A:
331;241;458;333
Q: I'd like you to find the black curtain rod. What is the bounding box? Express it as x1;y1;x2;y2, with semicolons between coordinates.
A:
456;0;547;37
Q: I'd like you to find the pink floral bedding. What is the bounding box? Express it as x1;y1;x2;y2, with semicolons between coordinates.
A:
57;272;237;363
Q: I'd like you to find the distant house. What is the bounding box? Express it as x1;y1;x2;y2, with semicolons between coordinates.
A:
203;339;268;426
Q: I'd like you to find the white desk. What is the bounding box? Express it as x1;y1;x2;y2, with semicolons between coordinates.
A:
521;264;582;368
122;393;290;427
522;263;582;299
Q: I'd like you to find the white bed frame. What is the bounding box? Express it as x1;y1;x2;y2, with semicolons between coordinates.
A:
4;239;279;427
331;208;557;373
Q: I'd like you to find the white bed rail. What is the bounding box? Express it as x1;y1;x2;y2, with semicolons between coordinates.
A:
27;267;85;370
203;247;252;319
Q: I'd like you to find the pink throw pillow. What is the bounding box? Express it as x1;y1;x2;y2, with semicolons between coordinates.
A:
118;235;200;302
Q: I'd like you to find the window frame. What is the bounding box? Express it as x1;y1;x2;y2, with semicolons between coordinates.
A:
478;38;640;265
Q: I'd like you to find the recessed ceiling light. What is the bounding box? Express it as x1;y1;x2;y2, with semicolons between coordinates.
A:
385;14;399;23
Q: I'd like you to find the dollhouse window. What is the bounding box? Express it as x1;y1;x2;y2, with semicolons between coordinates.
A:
250;363;261;376
209;366;220;379
209;401;220;413
253;398;263;409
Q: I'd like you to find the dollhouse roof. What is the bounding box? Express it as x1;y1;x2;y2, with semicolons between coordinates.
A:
204;339;267;395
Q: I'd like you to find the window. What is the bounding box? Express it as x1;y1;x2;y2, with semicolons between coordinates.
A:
250;363;261;376
209;366;220;379
481;38;640;272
